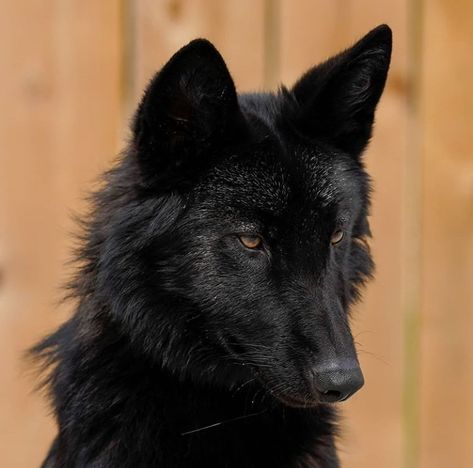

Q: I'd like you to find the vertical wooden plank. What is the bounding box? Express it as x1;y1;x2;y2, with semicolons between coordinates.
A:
419;1;473;467
263;0;281;89
131;0;266;108
0;1;123;467
279;2;409;467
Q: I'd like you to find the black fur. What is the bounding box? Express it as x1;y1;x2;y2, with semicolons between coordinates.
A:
33;25;391;467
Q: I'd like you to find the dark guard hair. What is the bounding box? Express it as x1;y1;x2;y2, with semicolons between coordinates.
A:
32;25;391;468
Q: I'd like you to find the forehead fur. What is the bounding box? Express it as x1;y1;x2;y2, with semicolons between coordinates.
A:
194;92;367;221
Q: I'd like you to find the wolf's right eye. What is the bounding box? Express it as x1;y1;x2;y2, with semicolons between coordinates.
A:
238;234;263;250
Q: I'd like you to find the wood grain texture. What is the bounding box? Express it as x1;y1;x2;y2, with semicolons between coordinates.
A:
0;2;123;467
278;2;409;467
419;1;473;466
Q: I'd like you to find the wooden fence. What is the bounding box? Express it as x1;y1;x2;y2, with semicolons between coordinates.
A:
0;1;472;467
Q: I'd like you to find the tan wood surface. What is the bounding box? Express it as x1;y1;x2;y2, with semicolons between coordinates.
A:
419;1;473;467
0;2;123;466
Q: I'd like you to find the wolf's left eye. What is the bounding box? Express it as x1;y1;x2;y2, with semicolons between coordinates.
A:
238;234;263;250
330;230;344;245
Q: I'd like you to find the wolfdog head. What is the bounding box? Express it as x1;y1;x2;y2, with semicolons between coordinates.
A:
85;25;391;407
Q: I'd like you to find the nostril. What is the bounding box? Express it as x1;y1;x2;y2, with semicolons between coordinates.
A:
311;362;364;402
322;389;342;399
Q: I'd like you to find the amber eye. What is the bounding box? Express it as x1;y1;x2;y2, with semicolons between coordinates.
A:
238;234;263;250
331;229;344;245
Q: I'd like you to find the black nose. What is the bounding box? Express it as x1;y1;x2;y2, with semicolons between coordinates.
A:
312;364;364;402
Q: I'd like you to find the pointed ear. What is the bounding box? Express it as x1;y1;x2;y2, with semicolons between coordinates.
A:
291;24;392;157
132;39;243;185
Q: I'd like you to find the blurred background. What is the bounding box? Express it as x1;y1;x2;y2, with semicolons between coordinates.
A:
0;1;472;467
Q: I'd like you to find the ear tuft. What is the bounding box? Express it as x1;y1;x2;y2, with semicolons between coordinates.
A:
291;25;392;157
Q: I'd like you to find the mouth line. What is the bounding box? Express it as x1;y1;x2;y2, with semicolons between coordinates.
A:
272;392;320;408
273;389;350;408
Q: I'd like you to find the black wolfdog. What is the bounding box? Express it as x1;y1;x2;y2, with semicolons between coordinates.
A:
34;24;391;467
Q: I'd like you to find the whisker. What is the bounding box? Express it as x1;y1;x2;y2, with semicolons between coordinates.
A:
232;377;256;395
181;410;266;436
355;346;390;366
